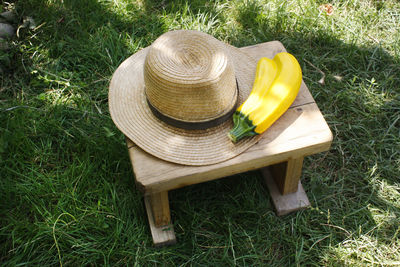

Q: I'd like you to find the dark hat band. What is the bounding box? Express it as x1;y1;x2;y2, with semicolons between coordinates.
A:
147;80;239;130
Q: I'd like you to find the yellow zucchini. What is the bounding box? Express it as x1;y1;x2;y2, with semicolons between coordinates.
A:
237;57;278;115
229;52;302;143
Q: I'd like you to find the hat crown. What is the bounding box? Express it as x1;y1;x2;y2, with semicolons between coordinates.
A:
144;30;237;123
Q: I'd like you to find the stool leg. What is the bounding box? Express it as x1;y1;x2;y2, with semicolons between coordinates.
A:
270;157;304;195
144;191;176;246
261;157;310;216
148;191;171;227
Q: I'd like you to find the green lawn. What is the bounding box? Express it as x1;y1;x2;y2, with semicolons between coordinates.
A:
1;0;399;265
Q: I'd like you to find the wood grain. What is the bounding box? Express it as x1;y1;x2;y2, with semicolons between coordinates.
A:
270;157;304;195
262;167;311;216
144;195;176;246
130;103;332;194
148;191;171;227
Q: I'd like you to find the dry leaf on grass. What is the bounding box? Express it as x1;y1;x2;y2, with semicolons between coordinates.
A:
319;3;334;16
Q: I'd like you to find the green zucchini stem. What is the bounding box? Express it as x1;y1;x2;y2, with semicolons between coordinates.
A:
228;112;258;143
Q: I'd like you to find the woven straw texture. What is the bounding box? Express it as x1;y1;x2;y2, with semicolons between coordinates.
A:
144;31;237;122
109;30;262;165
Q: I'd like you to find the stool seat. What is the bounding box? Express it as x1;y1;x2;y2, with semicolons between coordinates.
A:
122;41;333;246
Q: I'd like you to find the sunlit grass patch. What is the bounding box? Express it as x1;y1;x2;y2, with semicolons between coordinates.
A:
326;233;400;266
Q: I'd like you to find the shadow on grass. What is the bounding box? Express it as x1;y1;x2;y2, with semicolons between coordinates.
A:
1;0;399;265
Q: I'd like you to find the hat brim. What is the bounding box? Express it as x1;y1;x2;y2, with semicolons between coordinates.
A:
109;42;262;166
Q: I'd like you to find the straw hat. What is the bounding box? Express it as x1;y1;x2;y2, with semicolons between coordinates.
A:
109;30;263;165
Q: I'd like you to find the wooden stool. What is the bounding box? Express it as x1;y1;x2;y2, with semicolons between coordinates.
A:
124;42;333;246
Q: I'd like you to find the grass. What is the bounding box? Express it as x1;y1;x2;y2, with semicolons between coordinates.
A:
1;0;399;265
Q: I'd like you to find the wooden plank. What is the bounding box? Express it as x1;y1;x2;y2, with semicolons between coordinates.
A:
129;103;332;194
242;41;288;60
144;195;176;247
270;157;304;195
149;191;171;227
261;168;310;216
